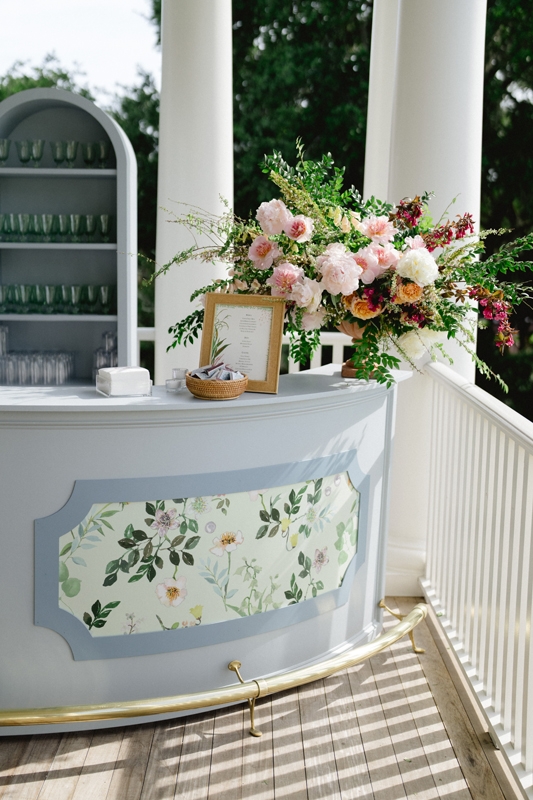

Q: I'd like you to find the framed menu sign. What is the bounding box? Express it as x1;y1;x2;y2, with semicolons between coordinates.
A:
199;293;286;393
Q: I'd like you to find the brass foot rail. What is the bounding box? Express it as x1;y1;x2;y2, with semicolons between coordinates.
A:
0;602;427;736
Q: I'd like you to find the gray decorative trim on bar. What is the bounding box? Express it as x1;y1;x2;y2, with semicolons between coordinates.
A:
35;449;369;660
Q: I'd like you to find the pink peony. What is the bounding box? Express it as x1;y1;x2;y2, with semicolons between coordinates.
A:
283;214;314;242
256;199;292;235
300;308;327;330
290;277;323;312
266;261;304;297
371;242;401;268
248;235;281;270
404;235;426;250
316;243;362;296
360;215;397;244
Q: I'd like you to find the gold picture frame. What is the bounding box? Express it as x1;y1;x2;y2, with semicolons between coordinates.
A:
199;293;286;394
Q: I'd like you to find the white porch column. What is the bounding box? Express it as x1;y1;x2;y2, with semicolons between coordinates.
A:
364;0;488;594
154;0;233;384
363;0;400;201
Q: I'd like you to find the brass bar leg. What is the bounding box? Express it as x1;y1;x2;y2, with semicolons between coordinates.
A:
379;599;425;654
228;660;262;737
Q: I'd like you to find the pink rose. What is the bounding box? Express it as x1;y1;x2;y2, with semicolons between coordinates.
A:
256;199;292;235
248;235;281;270
360;215;397;244
290;277;323;312
266;262;304;297
316;243;362;296
300;308;327;330
283;214;314;242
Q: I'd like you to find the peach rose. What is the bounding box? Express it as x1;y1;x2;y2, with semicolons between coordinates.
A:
393;282;424;304
343;295;383;319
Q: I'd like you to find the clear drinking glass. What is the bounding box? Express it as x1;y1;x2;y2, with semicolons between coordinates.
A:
18;285;32;314
69;214;82;242
7;214;19;242
0;324;8;355
30;214;42;242
82;142;97;168
58;285;71;313
84;214;97;242
99;285;112;314
56;214;69;242
69;285;82;314
41;214;54;243
50;141;66;167
81;284;99;313
0;213;6;242
42;353;56;385
65;140;78;168
7;284;21;312
0;285;8;313
30;139;45;167
102;330;117;351
30;353;44;385
97;140;110;168
17;353;32;385
0;139;11;166
17;213;31;242
33;285;46;313
42;285;57;314
5;354;17;385
15;140;31;166
98;214;112;242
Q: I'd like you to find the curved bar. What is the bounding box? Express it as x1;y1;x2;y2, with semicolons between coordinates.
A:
0;604;427;728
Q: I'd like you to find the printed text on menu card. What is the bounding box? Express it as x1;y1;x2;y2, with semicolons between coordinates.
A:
214;304;273;380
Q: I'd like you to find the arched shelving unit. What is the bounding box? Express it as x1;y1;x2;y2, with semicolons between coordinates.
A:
0;88;137;378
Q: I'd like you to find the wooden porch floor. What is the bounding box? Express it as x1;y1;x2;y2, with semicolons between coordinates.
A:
0;599;518;800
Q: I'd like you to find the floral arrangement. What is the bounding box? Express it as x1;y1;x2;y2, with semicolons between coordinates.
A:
153;142;533;387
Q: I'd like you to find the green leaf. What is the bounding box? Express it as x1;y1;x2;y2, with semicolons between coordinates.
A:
270;507;280;522
119;560;130;573
284;503;291;515
104;601;121;610
146;502;156;517
72;556;87;567
304;556;312;572
132;530;148;542
143;542;153;558
83;612;92;627
268;525;279;537
299;570;308;578
336;522;345;536
62;577;81;597
58;561;69;582
99;510;119;517
118;538;137;549
171;622;180;629
312;586;317;597
180;521;188;535
316;581;324;590
256;525;268;539
171;535;186;548
298;551;305;566
105;559;120;574
182;552;194;566
185;535;200;550
169;550;181;566
284;590;294;600
147;565;157;582
188;519;199;533
128;573;144;583
145;518;154;527
59;542;72;556
259;510;270;522
103;572;118;586
173;498;184;503
155;555;164;569
124;523;134;537
338;551;348;565
91;600;101;617
100;519;114;530
92;619;106;628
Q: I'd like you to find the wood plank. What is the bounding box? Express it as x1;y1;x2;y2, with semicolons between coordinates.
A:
381;602;471;800
241;697;274;799
298;677;341;799
347;654;407;800
394;597;508;800
133;718;182;800
171;710;214;800
0;737;33;795
106;724;155;800
321;669;373;799
69;728;124;800
36;732;92;800
207;705;243;799
270;688;307;800
0;734;61;800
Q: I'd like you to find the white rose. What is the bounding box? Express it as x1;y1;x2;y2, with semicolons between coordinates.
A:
396;247;439;287
397;329;446;361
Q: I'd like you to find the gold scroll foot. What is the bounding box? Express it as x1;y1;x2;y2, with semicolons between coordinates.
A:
228;660;262;737
378;600;425;654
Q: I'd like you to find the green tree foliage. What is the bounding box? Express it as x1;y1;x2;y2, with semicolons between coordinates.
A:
0;55;93;103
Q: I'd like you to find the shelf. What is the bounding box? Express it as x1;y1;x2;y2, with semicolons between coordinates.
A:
0;243;116;250
0;314;117;322
0;168;116;178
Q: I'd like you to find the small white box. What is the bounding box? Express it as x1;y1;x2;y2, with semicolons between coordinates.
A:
96;366;152;397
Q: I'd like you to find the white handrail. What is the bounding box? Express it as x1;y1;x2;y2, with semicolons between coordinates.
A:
422;360;533;796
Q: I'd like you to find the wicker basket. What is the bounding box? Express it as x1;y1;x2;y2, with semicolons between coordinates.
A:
185;372;248;400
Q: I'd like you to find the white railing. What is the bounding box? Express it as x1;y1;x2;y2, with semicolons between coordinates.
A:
136;328;350;372
421;361;533;796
